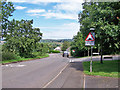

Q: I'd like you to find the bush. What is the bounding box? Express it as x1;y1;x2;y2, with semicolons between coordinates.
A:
2;52;21;61
32;52;43;57
49;50;60;53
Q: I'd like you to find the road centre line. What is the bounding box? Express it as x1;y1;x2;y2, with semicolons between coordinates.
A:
42;62;69;88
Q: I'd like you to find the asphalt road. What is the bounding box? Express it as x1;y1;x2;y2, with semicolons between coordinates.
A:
2;54;119;88
2;53;69;88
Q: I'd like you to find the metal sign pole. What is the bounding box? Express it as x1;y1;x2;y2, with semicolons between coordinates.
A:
90;46;93;72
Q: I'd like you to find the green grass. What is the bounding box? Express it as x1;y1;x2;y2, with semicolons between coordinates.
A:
1;54;49;64
83;60;119;78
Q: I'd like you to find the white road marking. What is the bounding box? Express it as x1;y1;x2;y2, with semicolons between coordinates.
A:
42;63;69;88
83;74;86;89
3;64;26;67
69;59;73;62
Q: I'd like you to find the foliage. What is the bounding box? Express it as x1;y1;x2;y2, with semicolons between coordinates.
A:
71;2;120;57
49;50;60;53
61;41;70;51
1;1;15;37
2;54;49;64
41;39;73;43
2;19;42;57
83;60;119;78
47;43;61;51
2;51;21;61
1;2;49;58
71;32;87;57
35;43;49;55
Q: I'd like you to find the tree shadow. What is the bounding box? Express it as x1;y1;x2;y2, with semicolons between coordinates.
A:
69;62;83;71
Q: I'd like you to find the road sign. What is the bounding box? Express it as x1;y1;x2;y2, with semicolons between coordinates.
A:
85;32;95;46
72;50;75;52
85;33;95;41
85;41;94;46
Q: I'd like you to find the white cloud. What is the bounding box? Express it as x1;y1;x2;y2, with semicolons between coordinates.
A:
7;0;62;3
41;12;77;20
7;0;84;3
15;6;27;10
54;2;83;13
37;23;80;39
25;0;83;20
27;9;46;13
7;0;27;3
8;0;84;20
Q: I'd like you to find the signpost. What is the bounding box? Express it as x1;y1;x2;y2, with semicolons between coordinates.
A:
85;29;95;72
72;50;75;53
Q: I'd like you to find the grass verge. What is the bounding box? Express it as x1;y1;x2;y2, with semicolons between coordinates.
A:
1;54;49;64
83;60;119;78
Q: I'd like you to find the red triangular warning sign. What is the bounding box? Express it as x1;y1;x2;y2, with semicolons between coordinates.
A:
85;33;95;41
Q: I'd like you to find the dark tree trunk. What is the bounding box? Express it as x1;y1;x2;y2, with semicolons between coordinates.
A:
100;45;103;64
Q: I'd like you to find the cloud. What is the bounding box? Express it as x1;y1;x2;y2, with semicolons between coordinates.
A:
25;0;83;20
15;6;27;10
7;0;27;3
37;23;80;39
53;2;83;13
41;12;77;20
7;0;84;3
27;9;46;13
7;0;62;3
9;0;83;20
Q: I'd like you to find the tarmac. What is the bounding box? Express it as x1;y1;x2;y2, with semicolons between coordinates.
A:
46;55;119;89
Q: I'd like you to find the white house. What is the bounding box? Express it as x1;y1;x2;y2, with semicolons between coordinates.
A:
54;47;61;51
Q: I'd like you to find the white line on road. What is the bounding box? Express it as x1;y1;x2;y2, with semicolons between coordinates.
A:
3;64;26;67
42;63;69;88
83;74;86;89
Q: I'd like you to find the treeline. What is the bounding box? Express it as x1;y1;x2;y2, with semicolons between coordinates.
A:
1;2;48;61
41;39;73;43
71;2;120;57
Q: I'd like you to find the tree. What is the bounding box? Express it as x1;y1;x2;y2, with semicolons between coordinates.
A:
3;19;42;57
61;41;70;51
1;1;15;38
72;2;120;60
71;32;87;57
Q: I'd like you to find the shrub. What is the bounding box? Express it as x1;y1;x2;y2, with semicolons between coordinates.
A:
2;52;21;61
49;50;60;53
32;52;43;57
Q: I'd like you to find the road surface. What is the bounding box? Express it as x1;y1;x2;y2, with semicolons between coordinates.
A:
2;54;119;88
2;54;69;88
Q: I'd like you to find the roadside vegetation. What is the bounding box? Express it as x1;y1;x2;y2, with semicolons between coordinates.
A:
1;2;49;64
70;2;120;78
71;2;120;57
2;54;49;64
61;41;70;51
83;60;119;78
49;50;60;53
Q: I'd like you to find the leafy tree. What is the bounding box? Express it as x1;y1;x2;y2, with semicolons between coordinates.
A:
72;2;120;60
61;41;70;51
3;19;42;57
71;32;87;57
1;1;15;38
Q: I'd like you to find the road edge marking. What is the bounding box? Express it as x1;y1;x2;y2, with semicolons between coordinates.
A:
42;63;69;88
83;74;86;89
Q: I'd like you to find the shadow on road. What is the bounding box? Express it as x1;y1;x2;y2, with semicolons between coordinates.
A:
69;62;83;71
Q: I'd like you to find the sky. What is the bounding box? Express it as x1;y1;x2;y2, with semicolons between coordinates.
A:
7;0;84;39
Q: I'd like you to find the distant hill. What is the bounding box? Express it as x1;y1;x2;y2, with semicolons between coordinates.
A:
40;39;73;43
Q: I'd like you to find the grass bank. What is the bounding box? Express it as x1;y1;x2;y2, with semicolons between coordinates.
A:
83;60;119;78
1;54;49;64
